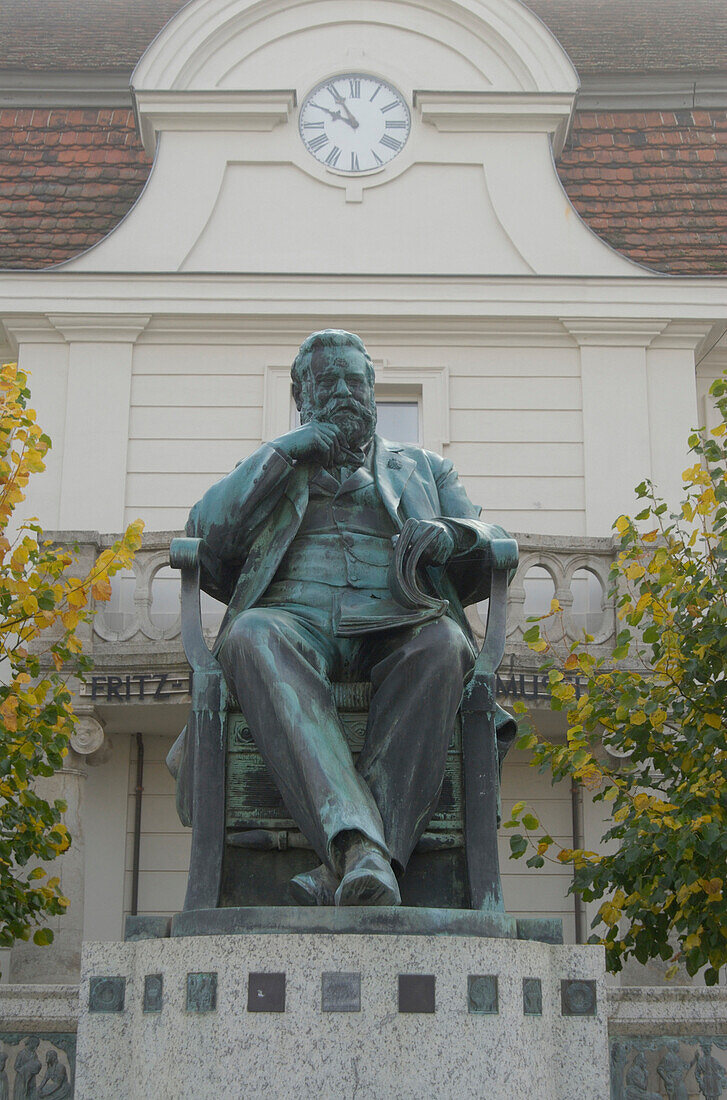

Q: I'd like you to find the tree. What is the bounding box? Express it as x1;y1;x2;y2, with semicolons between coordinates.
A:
507;375;727;985
0;361;143;951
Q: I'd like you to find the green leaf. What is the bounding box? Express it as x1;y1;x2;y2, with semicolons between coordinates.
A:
522;626;540;643
32;928;54;947
509;835;528;859
522;813;540;831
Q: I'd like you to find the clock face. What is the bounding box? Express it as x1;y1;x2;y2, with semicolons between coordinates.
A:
299;73;411;175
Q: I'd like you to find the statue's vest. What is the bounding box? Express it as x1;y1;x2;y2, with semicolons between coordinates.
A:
264;464;397;606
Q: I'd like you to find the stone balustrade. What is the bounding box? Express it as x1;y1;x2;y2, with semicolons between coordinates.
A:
60;529;619;667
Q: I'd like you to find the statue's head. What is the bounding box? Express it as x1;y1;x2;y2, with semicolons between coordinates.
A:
292;329;377;451
46;1051;58;1067
24;1037;40;1051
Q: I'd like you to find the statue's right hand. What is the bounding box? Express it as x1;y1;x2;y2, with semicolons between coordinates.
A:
272;421;346;465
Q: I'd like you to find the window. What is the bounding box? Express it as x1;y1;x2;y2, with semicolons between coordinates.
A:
375;400;420;443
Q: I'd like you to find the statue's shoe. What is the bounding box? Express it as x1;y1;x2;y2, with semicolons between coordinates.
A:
289;863;338;906
334;850;401;907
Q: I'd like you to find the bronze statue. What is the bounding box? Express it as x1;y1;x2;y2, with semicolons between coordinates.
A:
169;329;516;909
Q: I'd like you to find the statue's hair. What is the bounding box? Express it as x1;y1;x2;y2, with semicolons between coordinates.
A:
291;329;375;406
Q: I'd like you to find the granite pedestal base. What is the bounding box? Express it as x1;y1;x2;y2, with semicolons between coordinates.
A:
76;931;609;1099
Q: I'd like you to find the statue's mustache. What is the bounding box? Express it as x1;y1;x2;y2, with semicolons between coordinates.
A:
319;396;375;423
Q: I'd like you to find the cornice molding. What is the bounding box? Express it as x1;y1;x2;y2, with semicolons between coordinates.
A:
3;315;66;350
414;90;574;154
576;71;727;111
132;89;297;155
47;313;151;343
560;318;669;347
0;275;725;326
0;69;132;108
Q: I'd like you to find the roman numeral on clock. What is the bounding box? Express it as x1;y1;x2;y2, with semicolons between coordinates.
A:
380;134;402;151
371;150;383;166
385;120;407;129
307;134;328;152
349;79;360;98
303;121;325;130
324;145;341;167
381;100;399;113
350;152;360;171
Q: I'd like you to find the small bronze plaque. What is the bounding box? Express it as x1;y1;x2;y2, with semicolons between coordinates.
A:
248;972;286;1012
561;979;597;1017
186;972;217;1013
468;975;498;1015
143;973;163;1013
321;972;361;1013
398;974;435;1014
89;976;126;1013
523;978;542;1016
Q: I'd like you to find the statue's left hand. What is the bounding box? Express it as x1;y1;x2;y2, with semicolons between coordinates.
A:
403;520;455;565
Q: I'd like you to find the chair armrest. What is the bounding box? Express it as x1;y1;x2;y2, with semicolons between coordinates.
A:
169;537;222;673
470;537;519;684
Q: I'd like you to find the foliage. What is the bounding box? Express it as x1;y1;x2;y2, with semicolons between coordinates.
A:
507;375;727;985
0;361;143;950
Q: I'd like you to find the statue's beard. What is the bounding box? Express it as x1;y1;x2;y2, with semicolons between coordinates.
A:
301;395;377;454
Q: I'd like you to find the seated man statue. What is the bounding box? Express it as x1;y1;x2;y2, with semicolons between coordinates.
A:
184;329;513;908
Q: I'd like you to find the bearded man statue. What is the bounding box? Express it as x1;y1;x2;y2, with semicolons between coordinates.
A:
179;329;514;907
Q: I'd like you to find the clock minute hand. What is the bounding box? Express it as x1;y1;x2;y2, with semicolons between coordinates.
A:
314;104;344;122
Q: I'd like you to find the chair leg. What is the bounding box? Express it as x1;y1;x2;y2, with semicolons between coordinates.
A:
461;672;505;912
183;669;227;912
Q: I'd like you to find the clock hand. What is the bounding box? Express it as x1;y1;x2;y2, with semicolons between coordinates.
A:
328;88;360;129
313;104;345;122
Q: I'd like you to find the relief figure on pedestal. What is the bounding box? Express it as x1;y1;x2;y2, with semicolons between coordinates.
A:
657;1040;689;1100
693;1043;727;1100
625;1052;661;1100
36;1051;71;1100
12;1037;40;1100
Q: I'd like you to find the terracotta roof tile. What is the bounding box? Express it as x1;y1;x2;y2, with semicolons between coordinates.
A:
558;109;727;273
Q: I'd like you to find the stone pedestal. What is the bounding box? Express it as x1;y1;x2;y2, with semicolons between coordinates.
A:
75;928;609;1099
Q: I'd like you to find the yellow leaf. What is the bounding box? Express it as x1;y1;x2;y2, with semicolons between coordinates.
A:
90;576;112;601
630;711;647;725
550;598;561;613
625;563;645;581
704;714;721;729
615;516;630;534
685;933;701;951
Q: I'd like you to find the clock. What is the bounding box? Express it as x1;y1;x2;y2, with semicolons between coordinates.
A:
299;73;411;175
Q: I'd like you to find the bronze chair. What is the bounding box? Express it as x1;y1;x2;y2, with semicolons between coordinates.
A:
168;534;518;914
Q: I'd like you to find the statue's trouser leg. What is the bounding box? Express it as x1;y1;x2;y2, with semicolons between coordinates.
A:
356;615;473;871
218;607;388;870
